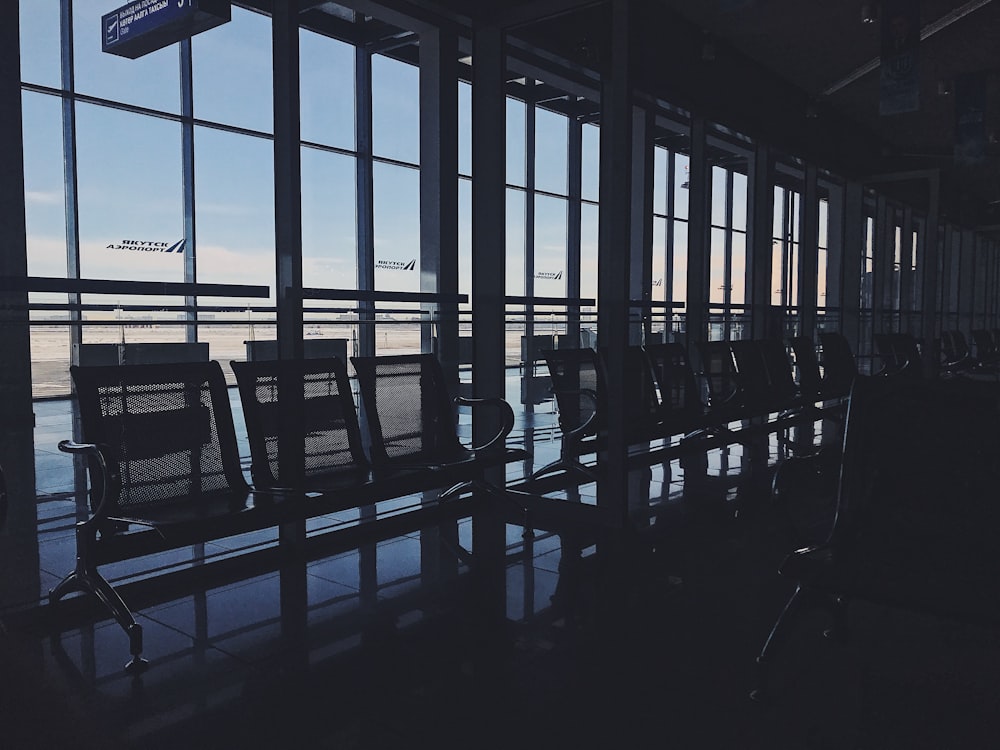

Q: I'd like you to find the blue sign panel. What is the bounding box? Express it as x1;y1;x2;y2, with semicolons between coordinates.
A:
102;0;230;59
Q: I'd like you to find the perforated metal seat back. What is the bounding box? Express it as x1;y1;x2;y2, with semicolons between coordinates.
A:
351;354;464;467
757;340;798;401
232;358;367;487
789;337;821;397
542;348;603;437
697;341;738;407
71;361;248;513
644;342;700;415
621;346;662;427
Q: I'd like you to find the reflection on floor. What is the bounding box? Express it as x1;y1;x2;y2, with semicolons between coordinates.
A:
6;398;1000;749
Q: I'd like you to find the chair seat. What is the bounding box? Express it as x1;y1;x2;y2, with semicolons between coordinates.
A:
782;533;1000;624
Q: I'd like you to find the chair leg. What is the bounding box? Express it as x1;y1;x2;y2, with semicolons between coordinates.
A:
50;523;149;674
750;584;808;701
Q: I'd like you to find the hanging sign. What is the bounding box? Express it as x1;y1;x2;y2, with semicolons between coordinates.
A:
102;0;231;59
879;0;920;115
955;72;989;166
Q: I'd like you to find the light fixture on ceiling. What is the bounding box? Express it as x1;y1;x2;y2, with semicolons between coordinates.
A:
861;3;878;24
937;79;953;96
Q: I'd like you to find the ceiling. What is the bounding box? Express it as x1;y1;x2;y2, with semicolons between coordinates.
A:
304;0;1000;229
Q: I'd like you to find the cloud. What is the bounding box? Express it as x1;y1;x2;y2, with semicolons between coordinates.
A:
25;190;61;205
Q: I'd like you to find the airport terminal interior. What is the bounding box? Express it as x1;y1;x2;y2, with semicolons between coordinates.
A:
5;1;1000;747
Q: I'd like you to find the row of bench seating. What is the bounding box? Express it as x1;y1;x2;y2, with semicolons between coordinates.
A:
534;333;858;480
53;353;573;672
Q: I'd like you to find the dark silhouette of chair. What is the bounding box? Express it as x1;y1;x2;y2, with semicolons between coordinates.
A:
644;341;721;441
817;332;857;398
696;340;744;423
55;361;250;672
350;353;533;523
940;330;976;373
752;375;1000;699
532;347;603;480
874;332;923;378
231;357;370;491
971;329;1000;366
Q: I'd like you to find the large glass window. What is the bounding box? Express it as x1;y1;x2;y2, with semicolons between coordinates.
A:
372;54;419;164
534;195;568;297
506;98;526;187
506;189;526;297
581;123;600;202
301;147;357;289
19;0;61;88
193;127;275;294
373;162;420;292
535;108;568;195
22;92;66;279
76;104;183;284
300;30;355;150
193;6;273;132
73;0;181;113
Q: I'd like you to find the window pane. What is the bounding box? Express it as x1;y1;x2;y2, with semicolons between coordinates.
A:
731;233;746;305
20;0;61;87
652;217;666;304
709;228;726;303
76;104;183;283
581;202;599;305
506;98;526;187
711;166;727;227
302;147;356;289
194;127;275;297
372;54;419;164
581;123;600;202
653;147;667;216
535;108;567;195
194;6;272;132
732;172;748;231
373;162;420;291
300;29;355;150
458;81;471;176
459;178;471;296
506;189;525;296
534;195;567;296
673;153;689;220
673;222;688;304
23;92;66;279
73;0;180;113
818;199;829;248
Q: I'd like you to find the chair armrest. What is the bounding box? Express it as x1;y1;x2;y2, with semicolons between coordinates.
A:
58;440;118;524
455;396;516;452
546;387;599;443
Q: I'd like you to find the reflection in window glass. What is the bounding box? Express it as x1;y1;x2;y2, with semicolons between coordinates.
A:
581;124;600;202
506;98;526;187
302;147;356;289
73;0;180;113
674;153;689;220
581;202;599;305
506;189;525;297
20;0;61;87
458;82;471;177
373;162;420;292
76;104;183;283
711;167;727;227
300;29;355;149
194;6;272;132
23;92;67;279
534;195;567;297
732;172;748;231
194;127;275;296
535;108;567;195
372;55;419;164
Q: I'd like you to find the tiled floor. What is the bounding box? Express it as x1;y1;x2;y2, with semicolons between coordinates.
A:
5;390;1000;749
